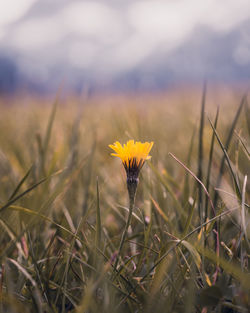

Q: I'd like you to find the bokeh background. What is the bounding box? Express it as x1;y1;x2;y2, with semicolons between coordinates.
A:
0;0;250;94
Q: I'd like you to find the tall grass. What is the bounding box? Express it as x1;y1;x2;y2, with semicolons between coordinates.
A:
0;89;249;312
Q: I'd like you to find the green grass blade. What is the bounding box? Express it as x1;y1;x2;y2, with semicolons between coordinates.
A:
8;165;33;201
94;177;102;270
0;217;26;258
178;240;201;270
183;191;197;236
7;205;84;242
208;117;242;200
213;95;245;207
0;176;50;213
169;153;216;216
205;106;219;221
183;125;196;204
234;131;250;159
197;83;206;222
43;98;58;159
95;177;101;250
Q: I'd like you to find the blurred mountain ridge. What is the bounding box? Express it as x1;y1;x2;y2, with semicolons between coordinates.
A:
0;17;250;94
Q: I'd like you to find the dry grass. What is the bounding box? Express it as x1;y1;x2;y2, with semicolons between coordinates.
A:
0;87;249;312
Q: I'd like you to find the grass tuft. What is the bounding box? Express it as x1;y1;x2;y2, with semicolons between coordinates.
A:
0;90;249;312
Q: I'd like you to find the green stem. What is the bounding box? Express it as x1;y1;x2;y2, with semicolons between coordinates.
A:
113;185;136;277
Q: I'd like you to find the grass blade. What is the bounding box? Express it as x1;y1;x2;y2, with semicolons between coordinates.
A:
244;98;250;136
43;98;58;159
205;105;219;221
234;131;250;159
8;165;33;201
213;95;245;207
177;240;201;270
183;125;196;204
208;117;242;200
241;176;249;248
169;153;215;216
197;83;206;222
0;176;50;213
95;177;101;250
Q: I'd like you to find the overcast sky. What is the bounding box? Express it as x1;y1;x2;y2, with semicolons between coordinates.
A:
0;0;250;90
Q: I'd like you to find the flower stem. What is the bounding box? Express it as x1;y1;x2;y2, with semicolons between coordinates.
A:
113;180;137;277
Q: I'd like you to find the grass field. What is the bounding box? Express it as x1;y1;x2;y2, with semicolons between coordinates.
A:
0;87;249;312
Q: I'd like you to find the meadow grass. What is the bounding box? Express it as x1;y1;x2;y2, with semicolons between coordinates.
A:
0;88;249;312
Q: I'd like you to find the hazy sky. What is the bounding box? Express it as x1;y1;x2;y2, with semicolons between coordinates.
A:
0;0;250;89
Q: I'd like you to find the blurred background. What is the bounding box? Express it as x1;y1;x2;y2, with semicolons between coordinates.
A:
0;0;250;94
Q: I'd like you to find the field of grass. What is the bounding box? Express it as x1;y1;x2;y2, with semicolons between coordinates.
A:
0;87;249;313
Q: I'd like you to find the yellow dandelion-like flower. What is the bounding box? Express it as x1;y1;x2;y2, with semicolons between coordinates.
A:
109;140;154;181
109;140;154;271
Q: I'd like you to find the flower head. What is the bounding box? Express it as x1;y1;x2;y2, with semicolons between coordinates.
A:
109;140;154;181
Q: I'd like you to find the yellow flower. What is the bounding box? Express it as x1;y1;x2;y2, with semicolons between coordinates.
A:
109;140;154;270
109;140;154;179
